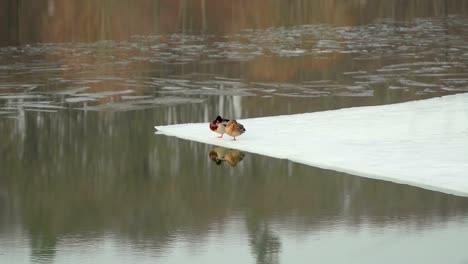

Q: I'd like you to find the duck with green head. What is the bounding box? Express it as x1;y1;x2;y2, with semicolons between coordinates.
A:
209;115;229;138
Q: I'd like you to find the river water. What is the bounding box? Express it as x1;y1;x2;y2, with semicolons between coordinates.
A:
1;1;468;263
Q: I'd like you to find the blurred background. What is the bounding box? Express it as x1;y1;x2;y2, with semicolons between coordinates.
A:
1;0;468;45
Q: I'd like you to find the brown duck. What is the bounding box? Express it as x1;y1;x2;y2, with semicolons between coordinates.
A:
225;120;246;140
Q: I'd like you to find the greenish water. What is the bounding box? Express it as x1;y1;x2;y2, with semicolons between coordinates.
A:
2;123;468;263
1;1;468;263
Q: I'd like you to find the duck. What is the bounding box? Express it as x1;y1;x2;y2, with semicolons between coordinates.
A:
225;120;246;140
209;115;229;138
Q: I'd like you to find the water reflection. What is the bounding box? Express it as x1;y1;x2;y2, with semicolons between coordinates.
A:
1;0;467;45
248;221;281;264
30;236;57;264
1;111;468;262
209;147;245;167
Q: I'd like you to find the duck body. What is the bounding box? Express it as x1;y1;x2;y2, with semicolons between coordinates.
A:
225;120;246;140
209;115;229;138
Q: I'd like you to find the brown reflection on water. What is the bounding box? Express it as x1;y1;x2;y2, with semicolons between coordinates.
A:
209;147;245;167
2;7;468;118
1;0;468;45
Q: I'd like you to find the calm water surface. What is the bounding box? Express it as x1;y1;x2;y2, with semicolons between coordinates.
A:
1;1;468;263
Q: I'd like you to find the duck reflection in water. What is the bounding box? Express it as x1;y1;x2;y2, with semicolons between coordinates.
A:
209;147;245;167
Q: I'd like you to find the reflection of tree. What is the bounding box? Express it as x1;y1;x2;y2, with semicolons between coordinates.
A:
1;0;467;45
1;110;468;259
247;216;281;264
0;0;20;46
29;233;57;264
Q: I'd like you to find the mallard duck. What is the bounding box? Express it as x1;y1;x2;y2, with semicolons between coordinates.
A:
225;120;246;140
209;115;229;138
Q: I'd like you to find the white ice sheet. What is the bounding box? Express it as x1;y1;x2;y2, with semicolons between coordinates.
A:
156;93;468;197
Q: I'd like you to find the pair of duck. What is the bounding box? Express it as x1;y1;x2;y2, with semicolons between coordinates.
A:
209;115;246;140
